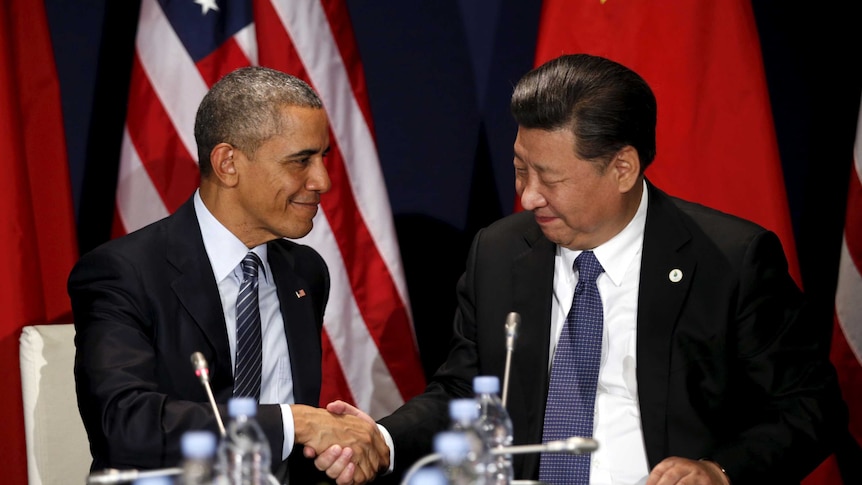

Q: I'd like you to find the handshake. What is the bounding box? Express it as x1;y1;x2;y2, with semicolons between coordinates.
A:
295;400;390;485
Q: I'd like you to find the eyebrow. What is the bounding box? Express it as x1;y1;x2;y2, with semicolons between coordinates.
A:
288;146;329;159
515;154;553;174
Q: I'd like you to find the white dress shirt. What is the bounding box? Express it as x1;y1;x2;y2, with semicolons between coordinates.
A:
548;181;650;484
194;190;297;460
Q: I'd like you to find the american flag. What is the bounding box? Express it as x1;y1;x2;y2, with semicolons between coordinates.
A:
116;0;426;417
829;100;862;482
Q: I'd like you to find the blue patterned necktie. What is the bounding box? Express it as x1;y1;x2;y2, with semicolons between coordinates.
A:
234;251;262;401
539;250;605;485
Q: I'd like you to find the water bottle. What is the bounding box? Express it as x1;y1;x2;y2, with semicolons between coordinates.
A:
473;375;514;484
434;431;481;485
448;398;487;484
181;430;217;485
216;397;272;485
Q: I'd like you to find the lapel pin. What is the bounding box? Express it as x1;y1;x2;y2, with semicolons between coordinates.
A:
295;289;306;298
668;268;683;283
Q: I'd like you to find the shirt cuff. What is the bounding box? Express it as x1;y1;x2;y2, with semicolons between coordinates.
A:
378;424;395;474
280;404;295;461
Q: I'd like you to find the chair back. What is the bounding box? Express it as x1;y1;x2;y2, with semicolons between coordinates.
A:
20;323;91;485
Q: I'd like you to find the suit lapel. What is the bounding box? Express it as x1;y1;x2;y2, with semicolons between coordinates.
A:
637;182;696;463
512;222;556;446
165;199;233;393
268;242;322;406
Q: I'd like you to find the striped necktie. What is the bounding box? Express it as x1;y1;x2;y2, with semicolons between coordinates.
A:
234;251;263;401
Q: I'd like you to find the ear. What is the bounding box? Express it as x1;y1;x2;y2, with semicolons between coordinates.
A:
210;143;238;186
612;145;641;193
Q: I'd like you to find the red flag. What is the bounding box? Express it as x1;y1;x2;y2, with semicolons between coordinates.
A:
117;0;425;417
0;1;79;482
531;0;801;285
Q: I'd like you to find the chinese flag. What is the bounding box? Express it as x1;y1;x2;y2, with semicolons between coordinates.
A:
0;1;79;483
532;0;800;285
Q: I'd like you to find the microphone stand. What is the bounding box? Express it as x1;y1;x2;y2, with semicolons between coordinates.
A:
191;351;226;436
86;467;182;484
399;436;598;485
87;468;282;485
502;312;520;408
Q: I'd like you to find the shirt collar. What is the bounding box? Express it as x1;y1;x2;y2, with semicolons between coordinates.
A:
194;190;269;283
559;180;648;286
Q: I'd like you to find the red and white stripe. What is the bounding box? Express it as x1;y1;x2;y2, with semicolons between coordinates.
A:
833;100;862;450
117;0;425;418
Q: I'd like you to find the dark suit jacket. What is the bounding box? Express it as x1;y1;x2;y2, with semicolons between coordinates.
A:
69;196;332;483
379;181;847;484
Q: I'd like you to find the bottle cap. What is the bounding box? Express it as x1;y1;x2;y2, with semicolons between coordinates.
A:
228;397;258;417
473;375;500;394
433;431;470;463
448;398;478;422
408;466;448;485
181;430;217;459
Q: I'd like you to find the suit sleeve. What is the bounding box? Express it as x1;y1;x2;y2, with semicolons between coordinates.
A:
710;230;848;483
69;247;223;469
377;228;486;476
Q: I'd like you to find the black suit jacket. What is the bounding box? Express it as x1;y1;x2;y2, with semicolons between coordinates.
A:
69;196;332;482
379;182;847;484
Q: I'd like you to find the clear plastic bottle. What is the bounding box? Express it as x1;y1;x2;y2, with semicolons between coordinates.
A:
434;430;480;485
181;430;217;485
473;375;514;484
216;397;272;485
448;398;487;484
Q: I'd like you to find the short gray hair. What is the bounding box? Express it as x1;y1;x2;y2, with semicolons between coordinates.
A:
194;66;323;175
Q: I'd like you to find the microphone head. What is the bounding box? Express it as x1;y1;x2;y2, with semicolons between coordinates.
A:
190;352;209;380
505;312;520;350
86;469;136;484
563;436;599;454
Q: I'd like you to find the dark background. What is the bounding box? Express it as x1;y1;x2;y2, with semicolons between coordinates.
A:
45;0;861;380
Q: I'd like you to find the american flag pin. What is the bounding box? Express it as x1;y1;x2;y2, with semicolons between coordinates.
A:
295;289;306;298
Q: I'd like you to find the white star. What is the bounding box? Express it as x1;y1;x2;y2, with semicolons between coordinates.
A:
194;0;220;15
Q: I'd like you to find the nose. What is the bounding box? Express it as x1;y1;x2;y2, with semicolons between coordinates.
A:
307;158;332;193
518;177;545;211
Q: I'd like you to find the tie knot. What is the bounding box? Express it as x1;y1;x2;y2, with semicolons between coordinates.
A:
574;250;604;284
241;252;262;280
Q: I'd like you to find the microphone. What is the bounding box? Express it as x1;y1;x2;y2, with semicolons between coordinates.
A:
190;351;226;436
86;467;182;484
502;312;520;408
400;435;598;485
489;436;598;456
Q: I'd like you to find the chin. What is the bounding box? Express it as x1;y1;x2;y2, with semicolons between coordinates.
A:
539;227;564;244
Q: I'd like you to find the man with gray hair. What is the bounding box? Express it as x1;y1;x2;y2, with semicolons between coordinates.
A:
70;66;388;484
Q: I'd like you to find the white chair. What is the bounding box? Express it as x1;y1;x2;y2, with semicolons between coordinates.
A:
19;323;91;485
